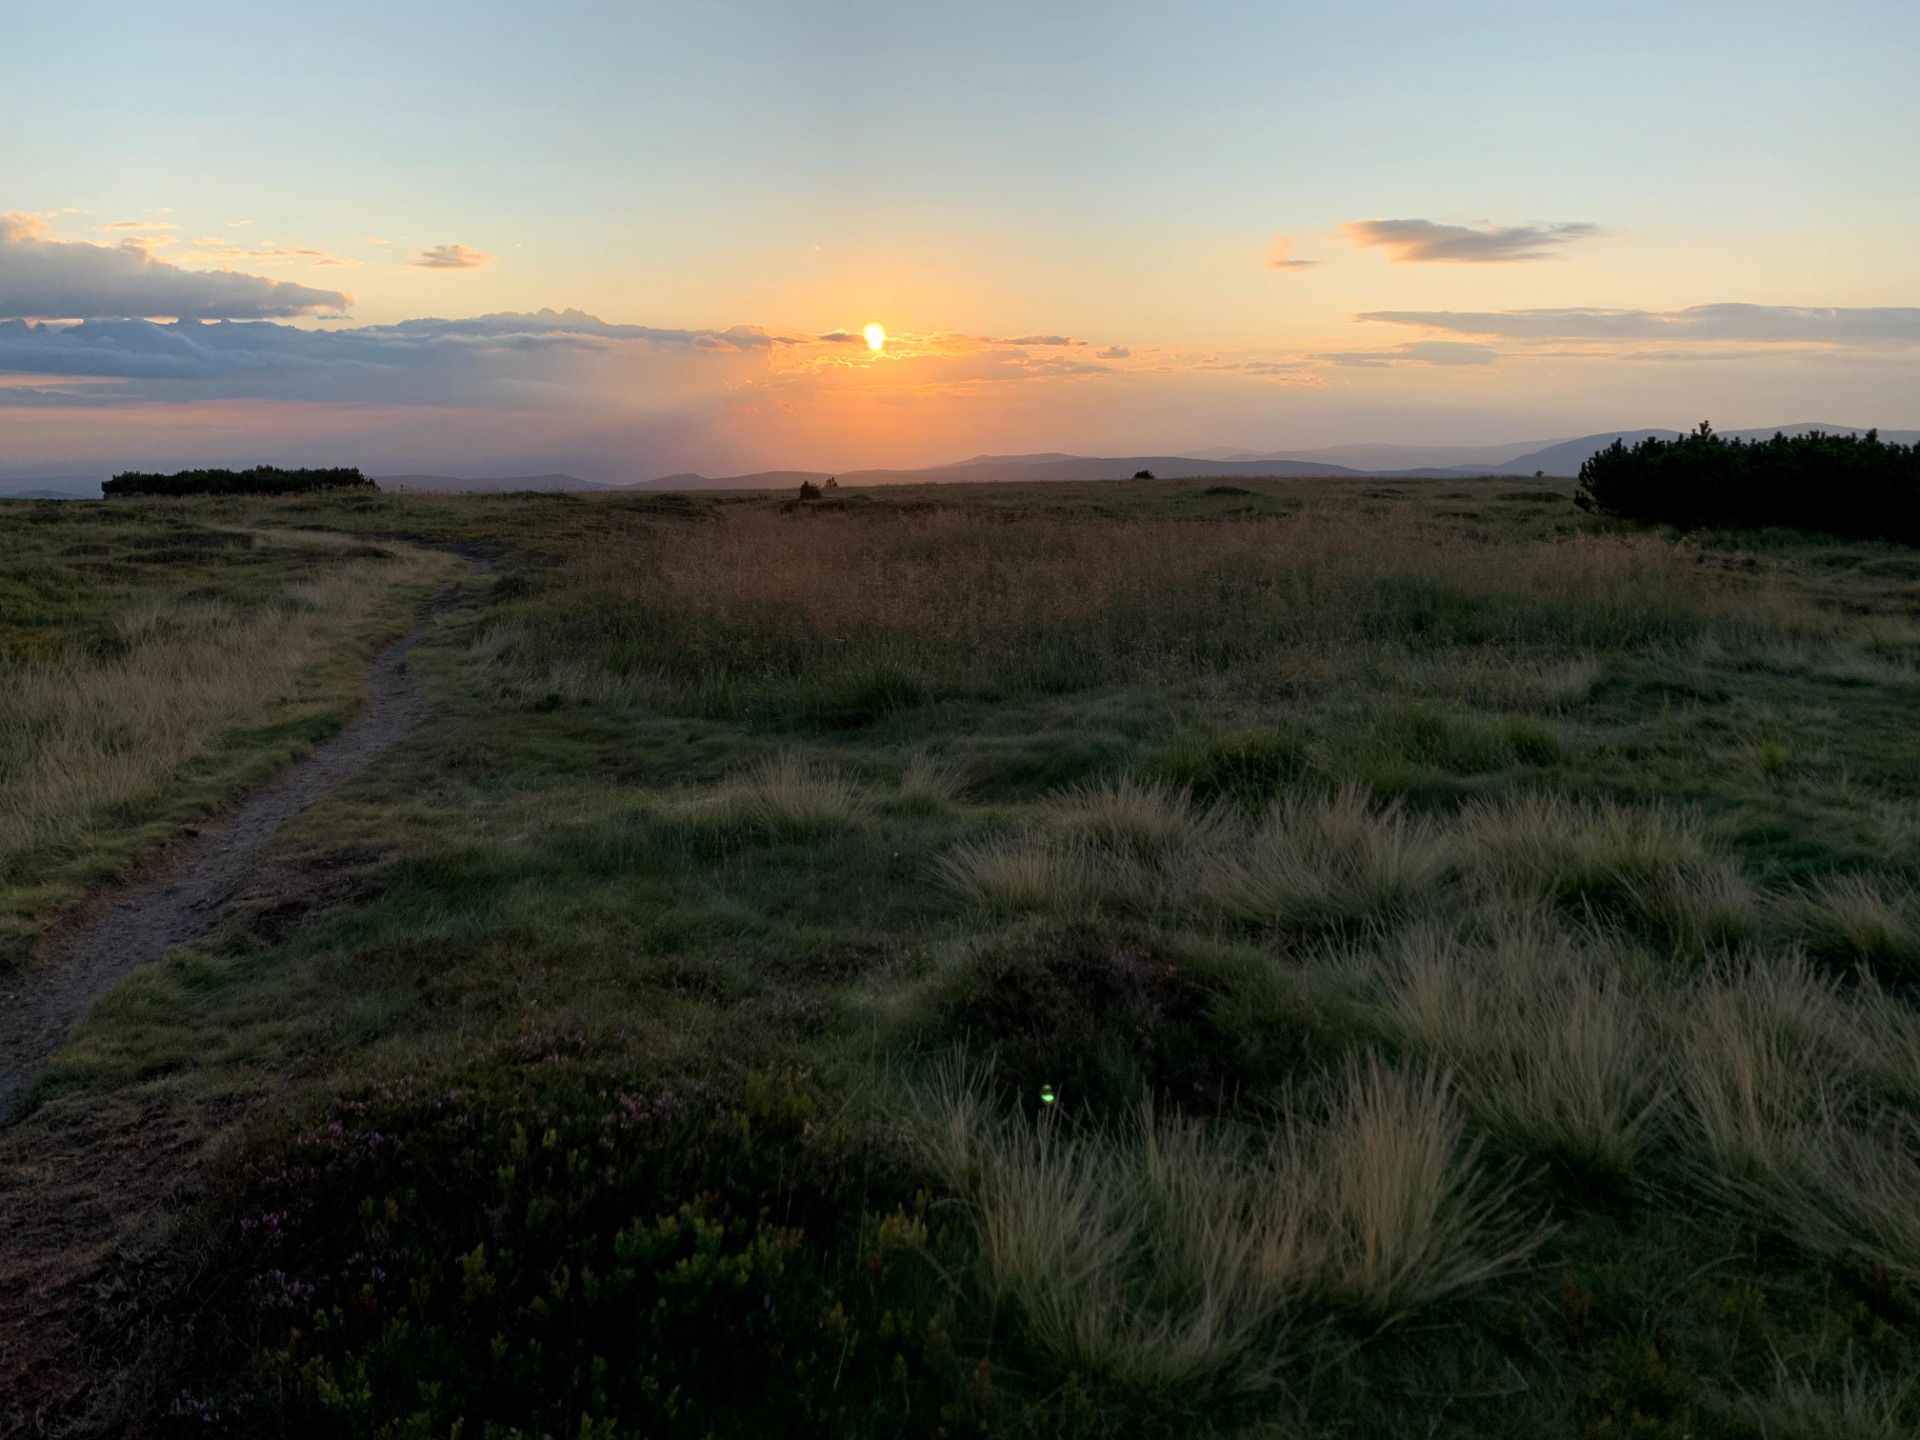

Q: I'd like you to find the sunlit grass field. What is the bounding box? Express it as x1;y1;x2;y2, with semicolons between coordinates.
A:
5;477;1920;1437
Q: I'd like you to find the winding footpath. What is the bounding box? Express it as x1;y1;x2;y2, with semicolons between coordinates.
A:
0;587;453;1122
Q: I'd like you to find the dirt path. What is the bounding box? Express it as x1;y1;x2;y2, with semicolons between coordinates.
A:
0;586;455;1122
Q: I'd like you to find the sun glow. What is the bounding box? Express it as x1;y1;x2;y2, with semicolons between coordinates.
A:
863;322;886;351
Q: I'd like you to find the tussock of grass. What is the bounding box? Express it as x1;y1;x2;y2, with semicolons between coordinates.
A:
1291;1056;1547;1316
916;1071;1284;1395
1776;1117;1920;1289
1729;1359;1914;1440
915;1056;1544;1394
1674;953;1846;1187
667;752;870;839
1854;976;1920;1107
1365;922;1659;1174
883;754;969;816
1042;776;1226;856
938;837;1101;915
1630;861;1760;956
1201;784;1449;931
1779;874;1920;979
1461;791;1755;951
1464;792;1713;902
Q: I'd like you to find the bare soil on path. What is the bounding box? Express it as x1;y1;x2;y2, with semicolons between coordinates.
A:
0;589;452;1121
0;575;469;1435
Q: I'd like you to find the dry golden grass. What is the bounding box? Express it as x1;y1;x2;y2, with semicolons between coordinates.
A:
1778;1117;1920;1288
1779;874;1920;975
1673;953;1848;1187
938;836;1102;914
1364;921;1660;1174
1041;777;1227;857
884;754;969;816
478;502;1857;716
1200;785;1450;931
664;751;871;838
913;1056;1545;1394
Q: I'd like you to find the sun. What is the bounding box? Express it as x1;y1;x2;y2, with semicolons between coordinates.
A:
863;322;886;352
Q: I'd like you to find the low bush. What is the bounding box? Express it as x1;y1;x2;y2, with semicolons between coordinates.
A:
157;1068;987;1438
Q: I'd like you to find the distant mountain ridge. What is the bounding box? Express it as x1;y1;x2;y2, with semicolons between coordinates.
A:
634;425;1920;491
376;473;606;493
7;425;1916;499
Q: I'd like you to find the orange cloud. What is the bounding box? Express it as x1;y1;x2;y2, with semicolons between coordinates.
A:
1266;236;1316;271
408;243;493;271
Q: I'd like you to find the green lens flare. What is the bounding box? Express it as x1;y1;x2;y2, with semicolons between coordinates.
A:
1039;1084;1056;1105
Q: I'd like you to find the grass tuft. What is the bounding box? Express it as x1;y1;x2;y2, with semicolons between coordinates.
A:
1201;784;1449;932
1042;776;1226;857
668;751;870;839
1779;874;1920;981
1365;922;1660;1174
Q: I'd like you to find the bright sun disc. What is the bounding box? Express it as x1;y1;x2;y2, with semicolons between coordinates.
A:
863;323;886;351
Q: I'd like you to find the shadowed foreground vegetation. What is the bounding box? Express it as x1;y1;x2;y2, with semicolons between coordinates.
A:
4;476;1920;1437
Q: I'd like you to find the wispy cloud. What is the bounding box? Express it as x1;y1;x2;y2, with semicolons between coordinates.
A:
1359;304;1920;344
99;219;178;234
408;243;493;271
1096;345;1130;359
1317;341;1499;367
1342;218;1600;264
184;240;358;269
0;212;352;321
995;333;1083;346
1266;235;1316;271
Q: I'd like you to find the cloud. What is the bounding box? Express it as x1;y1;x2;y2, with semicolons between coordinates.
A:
1317;341;1499;367
100;219;178;234
1357;304;1920;345
183;240;357;269
1266;236;1316;271
0;212;353;320
0;309;805;409
995;333;1081;346
817;329;867;344
366;235;391;246
409;243;493;271
1342;218;1600;264
1096;345;1131;359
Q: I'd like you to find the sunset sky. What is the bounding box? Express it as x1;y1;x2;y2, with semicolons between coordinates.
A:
5;0;1917;481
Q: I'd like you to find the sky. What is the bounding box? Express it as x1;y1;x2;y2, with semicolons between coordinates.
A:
4;0;1918;481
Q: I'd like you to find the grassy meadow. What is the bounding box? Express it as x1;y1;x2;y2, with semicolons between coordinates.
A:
0;505;456;965
5;477;1920;1437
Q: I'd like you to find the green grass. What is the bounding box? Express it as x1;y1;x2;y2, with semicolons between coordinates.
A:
4;476;1920;1438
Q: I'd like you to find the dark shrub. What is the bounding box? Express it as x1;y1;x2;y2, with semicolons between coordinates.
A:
103;466;375;498
1576;424;1920;543
797;479;822;500
924;923;1250;1116
1133;469;1155;480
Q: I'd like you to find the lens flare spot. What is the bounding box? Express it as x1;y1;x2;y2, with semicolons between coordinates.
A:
864;323;886;351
